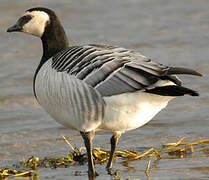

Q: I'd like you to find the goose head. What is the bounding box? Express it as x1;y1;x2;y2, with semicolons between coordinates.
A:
7;7;69;59
7;7;53;37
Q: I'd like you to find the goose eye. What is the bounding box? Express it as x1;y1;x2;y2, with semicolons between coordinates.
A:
18;15;33;26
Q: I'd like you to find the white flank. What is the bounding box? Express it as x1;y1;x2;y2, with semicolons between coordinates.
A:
100;91;175;132
22;11;50;37
147;79;176;89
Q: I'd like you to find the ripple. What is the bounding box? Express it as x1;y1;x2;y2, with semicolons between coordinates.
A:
0;95;39;110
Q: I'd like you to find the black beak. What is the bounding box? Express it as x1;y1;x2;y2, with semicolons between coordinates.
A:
7;23;22;32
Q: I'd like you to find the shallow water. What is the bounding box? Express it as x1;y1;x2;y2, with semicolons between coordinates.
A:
0;0;209;179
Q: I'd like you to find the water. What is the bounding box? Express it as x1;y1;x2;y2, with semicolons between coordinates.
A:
0;0;209;179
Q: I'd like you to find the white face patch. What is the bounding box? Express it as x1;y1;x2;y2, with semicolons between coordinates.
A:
22;11;50;37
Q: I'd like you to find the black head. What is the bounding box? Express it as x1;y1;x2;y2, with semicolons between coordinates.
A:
7;7;69;61
7;7;56;37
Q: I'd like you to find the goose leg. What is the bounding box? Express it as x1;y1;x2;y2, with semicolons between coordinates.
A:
80;131;97;178
106;131;121;170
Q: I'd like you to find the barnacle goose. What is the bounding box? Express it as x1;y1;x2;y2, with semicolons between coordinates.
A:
7;7;202;178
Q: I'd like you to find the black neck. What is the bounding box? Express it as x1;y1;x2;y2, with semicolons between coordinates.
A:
41;19;69;63
33;17;69;98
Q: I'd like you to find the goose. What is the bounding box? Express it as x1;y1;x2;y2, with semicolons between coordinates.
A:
7;7;202;178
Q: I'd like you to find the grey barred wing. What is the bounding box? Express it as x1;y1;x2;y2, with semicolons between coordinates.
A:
51;45;180;97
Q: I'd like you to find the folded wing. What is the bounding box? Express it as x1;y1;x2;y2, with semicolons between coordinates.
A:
52;44;201;97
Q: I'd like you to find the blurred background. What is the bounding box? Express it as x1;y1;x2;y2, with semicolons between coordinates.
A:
0;0;209;179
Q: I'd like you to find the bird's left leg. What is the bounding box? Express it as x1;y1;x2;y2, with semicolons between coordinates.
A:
106;131;121;170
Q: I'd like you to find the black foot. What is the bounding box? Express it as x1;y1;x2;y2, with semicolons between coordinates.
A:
88;170;99;180
106;167;113;175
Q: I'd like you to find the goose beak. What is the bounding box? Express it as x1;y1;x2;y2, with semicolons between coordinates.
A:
7;23;22;32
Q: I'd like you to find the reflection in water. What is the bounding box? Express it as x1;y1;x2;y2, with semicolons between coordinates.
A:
30;172;40;180
108;159;160;180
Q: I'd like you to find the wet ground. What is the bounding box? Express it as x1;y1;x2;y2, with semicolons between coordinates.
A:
0;0;209;179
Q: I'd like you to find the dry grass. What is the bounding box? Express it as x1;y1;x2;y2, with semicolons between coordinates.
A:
0;137;208;179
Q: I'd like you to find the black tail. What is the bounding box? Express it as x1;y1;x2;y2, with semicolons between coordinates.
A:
145;85;199;96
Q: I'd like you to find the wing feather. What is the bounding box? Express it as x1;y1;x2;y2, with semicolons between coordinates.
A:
51;44;200;97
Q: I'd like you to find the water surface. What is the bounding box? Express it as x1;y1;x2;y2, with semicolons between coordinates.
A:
0;0;209;179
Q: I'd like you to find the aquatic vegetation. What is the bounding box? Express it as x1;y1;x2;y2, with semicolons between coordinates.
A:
0;137;208;179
